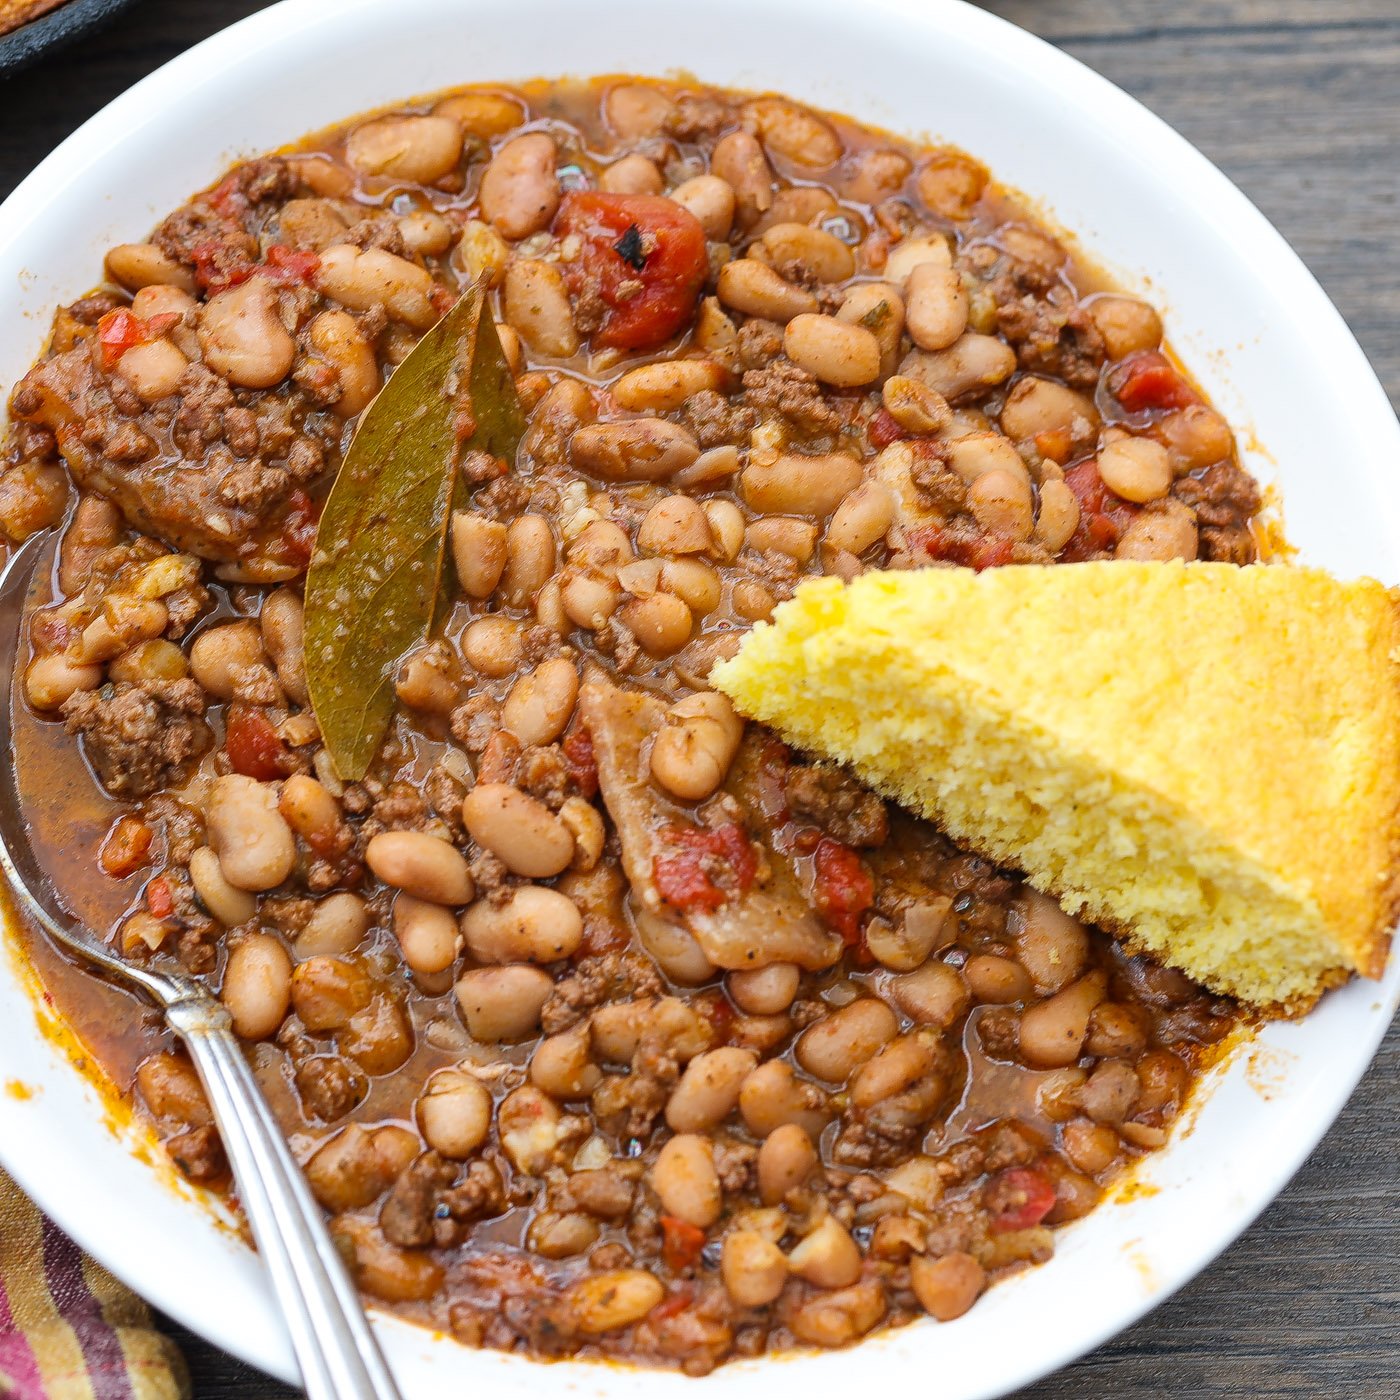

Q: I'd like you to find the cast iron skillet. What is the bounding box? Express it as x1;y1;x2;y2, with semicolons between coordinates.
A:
0;0;141;76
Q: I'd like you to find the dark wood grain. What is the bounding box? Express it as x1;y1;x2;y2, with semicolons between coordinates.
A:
2;2;1395;1396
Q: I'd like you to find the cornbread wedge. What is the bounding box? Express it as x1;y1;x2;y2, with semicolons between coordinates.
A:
712;562;1400;1011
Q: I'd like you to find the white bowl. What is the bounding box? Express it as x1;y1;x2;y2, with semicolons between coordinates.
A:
1;1;1396;1395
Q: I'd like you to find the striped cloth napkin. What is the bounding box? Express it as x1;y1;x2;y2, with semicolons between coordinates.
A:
0;1169;188;1399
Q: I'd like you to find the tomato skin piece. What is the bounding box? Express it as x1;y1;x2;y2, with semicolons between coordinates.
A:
95;309;180;372
1109;350;1199;413
867;408;909;449
554;191;708;351
225;705;290;781
812;836;874;945
987;1167;1057;1233
660;1216;707;1271
653;822;759;915
1060;460;1140;561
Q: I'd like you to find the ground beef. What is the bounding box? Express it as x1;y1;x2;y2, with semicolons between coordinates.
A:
381;1151;458;1248
1172;461;1260;563
713;1138;757;1193
166;1124;226;1182
66;293;123;326
473;475;531;521
786;764;889;847
228;157;299;207
663;95;732;141
994;294;1106;391
344;215;407;255
294;1055;367;1122
369;782;430;832
434;1160;508;1247
541;952;664;1034
736;318;784;370
741;360;842;435
61;678;210;798
172;364;237;455
677;389;758;448
450;694;500;753
908;440;967;514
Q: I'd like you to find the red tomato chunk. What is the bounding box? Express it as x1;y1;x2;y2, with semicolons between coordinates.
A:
812;836;874;945
555;191;708;351
1109;350;1199;413
653;822;759;914
987;1167;1057;1233
225;705;290;781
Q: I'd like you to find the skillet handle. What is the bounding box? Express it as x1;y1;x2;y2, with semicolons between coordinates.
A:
165;994;403;1400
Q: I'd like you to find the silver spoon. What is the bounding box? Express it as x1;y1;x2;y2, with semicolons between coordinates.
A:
0;532;403;1400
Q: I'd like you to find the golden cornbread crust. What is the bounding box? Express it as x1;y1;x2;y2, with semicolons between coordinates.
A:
713;562;1400;1013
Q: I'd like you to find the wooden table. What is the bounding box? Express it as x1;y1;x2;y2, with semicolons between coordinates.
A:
2;2;1395;1394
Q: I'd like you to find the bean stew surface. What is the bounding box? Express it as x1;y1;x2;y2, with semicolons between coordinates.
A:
1;76;1257;1371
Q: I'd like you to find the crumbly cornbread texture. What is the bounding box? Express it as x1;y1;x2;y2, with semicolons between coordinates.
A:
712;562;1400;1011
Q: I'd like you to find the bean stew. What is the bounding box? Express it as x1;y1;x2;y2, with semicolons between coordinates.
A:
0;77;1257;1371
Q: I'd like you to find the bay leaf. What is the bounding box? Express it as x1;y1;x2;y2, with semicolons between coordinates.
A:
303;281;525;781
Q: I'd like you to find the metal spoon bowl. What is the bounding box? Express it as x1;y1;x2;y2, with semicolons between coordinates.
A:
0;531;403;1400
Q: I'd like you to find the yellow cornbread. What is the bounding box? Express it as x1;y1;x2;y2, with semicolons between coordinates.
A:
712;562;1400;1011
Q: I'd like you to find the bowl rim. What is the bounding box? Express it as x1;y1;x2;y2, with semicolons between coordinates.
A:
1;1;1397;1395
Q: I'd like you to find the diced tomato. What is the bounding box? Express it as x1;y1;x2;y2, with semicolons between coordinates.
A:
94;309;177;372
812;836;874;945
649;1286;695;1321
653;821;758;915
1108;350;1199;414
205;172;249;219
867;408;909;448
554;191;708;351
262;243;321;286
1059;459;1140;561
906;524;1015;572
660;1218;707;1272
145;875;174;919
563;728;599;798
225;704;290;781
695;989;736;1045
278;489;320;572
99;815;154;878
190;240;256;295
987;1166;1057;1234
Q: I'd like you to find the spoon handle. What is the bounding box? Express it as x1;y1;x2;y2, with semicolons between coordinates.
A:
165;995;403;1400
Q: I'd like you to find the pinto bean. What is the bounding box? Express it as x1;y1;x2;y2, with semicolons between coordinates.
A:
905;261;969;352
634;910;716;986
741;452;862;517
198;279;294;389
189;845;257;927
666;1047;757;1132
651;1133;722;1228
618;592;693;657
743;97;842;168
739;1059;828;1138
530;1024;601;1099
1000;376;1099;450
882;373;951;434
1019;971;1109;1068
259;588;309;706
891;961;969;1027
637;495;713;556
291;956;372;1032
788;1215;862;1288
462;783;575;878
296;892;370;957
756;1121;818;1205
784;314;881;387
434;90;525;136
503;259;579;357
754;222;855;283
454;965;553;1042
599;153;664;194
884;234;952;286
728;963;800;1017
1115;501;1199;561
316;243;436;329
1035;478;1081;553
221;933;292;1040
1097;437;1173;503
968;468;1034;541
461;615;522;677
710;130;775;227
392;893;462;975
669;174;736;239
501;655;578;745
964;954;1033;1004
910;1252;986;1321
207;775;296;892
136;1051;212;1126
649;691;743;801
826;481;895;556
460;885;583;963
837;282;905;376
115;338;188;403
850;1030;939;1107
612;359;726;413
365;831;474;905
346;114;463;182
105;242;196;294
568;1270;665;1335
795;998;898;1083
479;132;560;239
417;1068;492;1158
717;258;818;322
722;1230;788;1307
1015;891;1089;992
308;310;380;417
902;333;1016;401
306;1123;418;1212
787;1281;886;1347
24;654;102;710
398;209;453;256
339;1219;444;1303
572;418;700;482
1087;294;1163;359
